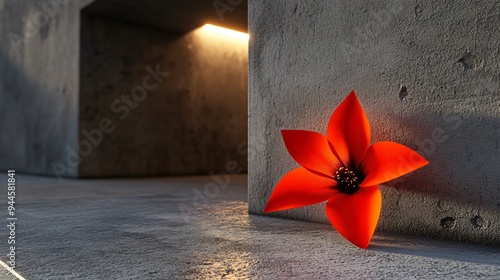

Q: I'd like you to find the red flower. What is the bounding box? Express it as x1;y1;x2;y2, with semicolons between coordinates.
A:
264;91;429;249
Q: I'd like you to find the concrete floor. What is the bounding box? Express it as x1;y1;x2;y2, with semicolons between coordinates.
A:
0;174;498;279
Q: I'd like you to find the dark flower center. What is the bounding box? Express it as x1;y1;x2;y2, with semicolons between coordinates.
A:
334;166;361;194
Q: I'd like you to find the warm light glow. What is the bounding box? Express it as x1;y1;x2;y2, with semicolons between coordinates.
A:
201;24;249;41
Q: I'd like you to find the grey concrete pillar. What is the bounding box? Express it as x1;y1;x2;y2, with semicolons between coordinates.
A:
0;0;89;177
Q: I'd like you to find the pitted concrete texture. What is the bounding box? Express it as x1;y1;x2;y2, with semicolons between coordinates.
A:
248;0;500;245
0;174;499;279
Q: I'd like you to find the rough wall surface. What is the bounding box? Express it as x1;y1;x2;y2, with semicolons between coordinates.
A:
79;14;248;177
0;0;91;177
249;0;500;245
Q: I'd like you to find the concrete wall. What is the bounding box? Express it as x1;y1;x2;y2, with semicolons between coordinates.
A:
79;14;248;177
249;0;500;245
0;0;91;177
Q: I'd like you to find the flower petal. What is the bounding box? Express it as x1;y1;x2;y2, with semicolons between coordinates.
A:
327;91;371;169
325;186;381;249
360;141;429;187
264;167;338;212
282;130;342;177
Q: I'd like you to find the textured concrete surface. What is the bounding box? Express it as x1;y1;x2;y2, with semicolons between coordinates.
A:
0;174;499;279
79;14;248;177
248;0;500;246
83;0;248;33
0;266;17;280
0;0;88;177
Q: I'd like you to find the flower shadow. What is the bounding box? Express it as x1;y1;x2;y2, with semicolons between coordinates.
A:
369;232;500;266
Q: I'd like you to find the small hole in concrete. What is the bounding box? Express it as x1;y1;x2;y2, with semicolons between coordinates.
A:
399;85;408;101
440;217;455;229
456;52;478;70
470;215;487;229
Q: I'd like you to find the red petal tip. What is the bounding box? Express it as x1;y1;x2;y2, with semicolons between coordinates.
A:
360;141;429;186
325;186;381;249
327;91;371;167
264;167;337;213
281;130;341;177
